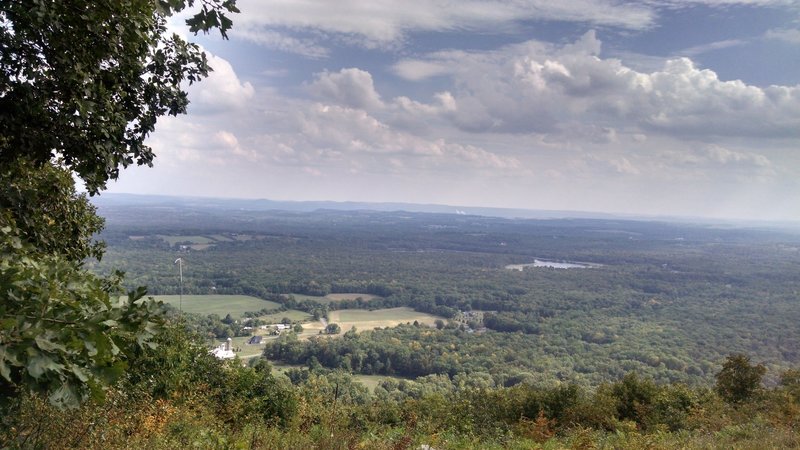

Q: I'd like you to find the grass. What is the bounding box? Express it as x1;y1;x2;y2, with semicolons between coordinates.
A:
352;374;407;391
153;294;280;319
325;293;382;301
290;293;383;304
222;335;275;359
154;234;259;247
327;307;444;332
156;235;216;246
268;362;406;391
257;309;312;324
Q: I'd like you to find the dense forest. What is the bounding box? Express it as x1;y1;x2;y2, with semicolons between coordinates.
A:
90;196;800;387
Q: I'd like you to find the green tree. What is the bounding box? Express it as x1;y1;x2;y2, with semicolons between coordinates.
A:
0;160;104;261
0;0;238;407
715;354;766;404
326;323;342;335
610;372;659;425
0;214;162;408
1;0;238;193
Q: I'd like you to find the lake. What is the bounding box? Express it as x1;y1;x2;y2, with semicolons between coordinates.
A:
506;259;595;270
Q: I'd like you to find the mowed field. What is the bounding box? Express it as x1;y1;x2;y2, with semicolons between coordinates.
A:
154;295;280;318
257;309;312;324
327;307;443;332
290;293;382;304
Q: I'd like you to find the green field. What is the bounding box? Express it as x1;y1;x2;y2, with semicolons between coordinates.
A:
154;294;280;318
225;335;274;359
269;363;405;391
257;309;312;324
327;307;444;332
290;292;382;304
352;374;407;390
156;235;216;246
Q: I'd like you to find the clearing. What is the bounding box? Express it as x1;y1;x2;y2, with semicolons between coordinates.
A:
257;309;312;324
153;294;280;318
327;307;443;332
290;292;382;304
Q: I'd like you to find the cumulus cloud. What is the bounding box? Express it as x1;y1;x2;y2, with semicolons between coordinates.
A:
657;144;775;183
188;53;255;114
254;103;520;173
213;131;259;161
704;145;771;168
391;31;800;138
307;68;384;109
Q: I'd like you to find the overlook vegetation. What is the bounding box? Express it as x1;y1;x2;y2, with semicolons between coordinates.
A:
3;1;800;448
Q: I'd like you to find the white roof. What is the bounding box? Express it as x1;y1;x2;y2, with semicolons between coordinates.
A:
210;344;236;360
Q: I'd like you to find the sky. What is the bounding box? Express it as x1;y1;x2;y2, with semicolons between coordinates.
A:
106;1;800;221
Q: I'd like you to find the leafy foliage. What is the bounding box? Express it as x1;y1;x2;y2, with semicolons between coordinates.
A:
0;213;162;408
715;354;766;404
0;0;239;409
0;0;238;193
0;160;104;261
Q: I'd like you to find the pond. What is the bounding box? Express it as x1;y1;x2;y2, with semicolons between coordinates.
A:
505;259;595;271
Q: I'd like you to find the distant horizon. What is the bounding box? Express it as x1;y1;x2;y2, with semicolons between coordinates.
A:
104;1;800;223
94;192;800;228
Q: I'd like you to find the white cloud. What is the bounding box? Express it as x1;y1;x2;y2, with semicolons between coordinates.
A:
765;28;800;45
234;0;655;50
675;39;747;57
233;28;330;58
253;102;520;173
704;145;771;168
188;53;255;114
213;130;259;161
391;31;800;138
307;68;384;109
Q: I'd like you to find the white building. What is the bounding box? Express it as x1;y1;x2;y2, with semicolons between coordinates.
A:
210;337;235;360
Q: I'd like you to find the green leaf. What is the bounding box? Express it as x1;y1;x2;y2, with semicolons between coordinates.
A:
35;334;67;352
0;346;14;381
27;354;64;379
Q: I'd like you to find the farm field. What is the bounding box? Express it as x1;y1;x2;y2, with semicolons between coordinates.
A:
327;307;443;332
148;233;262;249
269;363;405;391
257;309;312;324
156;234;216;246
352;374;407;391
154;294;280;318
290;292;382;304
224;335;274;359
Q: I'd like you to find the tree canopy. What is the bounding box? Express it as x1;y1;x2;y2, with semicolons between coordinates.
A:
0;0;238;407
0;0;237;193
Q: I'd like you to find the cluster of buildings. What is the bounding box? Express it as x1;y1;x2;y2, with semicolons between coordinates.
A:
209;323;294;359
